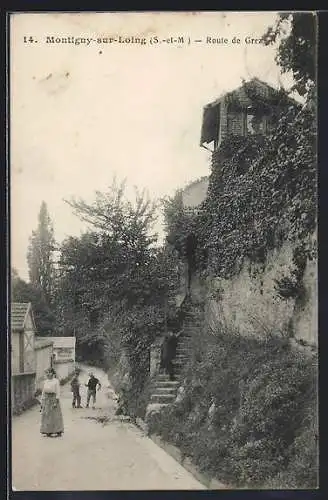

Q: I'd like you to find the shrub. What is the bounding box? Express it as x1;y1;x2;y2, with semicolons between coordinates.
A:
148;327;318;489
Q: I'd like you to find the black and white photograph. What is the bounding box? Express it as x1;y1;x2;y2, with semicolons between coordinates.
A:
10;11;318;491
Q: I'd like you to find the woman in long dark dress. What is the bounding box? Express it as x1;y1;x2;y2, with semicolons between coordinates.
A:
40;368;64;437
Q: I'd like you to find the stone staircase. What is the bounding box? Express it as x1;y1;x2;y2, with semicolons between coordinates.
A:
148;305;203;411
149;332;192;405
149;375;180;405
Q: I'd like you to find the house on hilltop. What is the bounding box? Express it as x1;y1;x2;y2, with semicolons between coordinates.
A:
179;79;298;213
200;77;299;152
175;79;301;305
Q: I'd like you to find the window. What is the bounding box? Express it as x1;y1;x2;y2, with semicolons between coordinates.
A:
227;111;242;135
244;109;266;135
246;113;256;134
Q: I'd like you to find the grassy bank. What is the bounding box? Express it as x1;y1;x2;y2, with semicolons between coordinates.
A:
147;328;318;489
106;358;152;421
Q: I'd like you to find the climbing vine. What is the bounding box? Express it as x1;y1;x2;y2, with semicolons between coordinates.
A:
165;103;316;281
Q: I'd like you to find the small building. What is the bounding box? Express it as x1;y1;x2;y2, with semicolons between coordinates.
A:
51;336;76;382
11;302;37;414
34;337;54;391
200;77;298;152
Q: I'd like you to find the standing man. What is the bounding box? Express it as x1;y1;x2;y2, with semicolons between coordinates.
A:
85;372;101;409
160;331;182;381
71;369;82;408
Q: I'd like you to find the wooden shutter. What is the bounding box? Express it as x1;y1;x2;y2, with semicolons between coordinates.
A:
200;103;220;146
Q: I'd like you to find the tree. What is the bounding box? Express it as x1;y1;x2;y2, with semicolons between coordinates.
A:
27;202;56;305
56;179;179;407
65;178;159;249
263;12;317;98
11;268;56;335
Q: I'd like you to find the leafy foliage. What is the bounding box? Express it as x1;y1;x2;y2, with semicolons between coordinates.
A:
263;13;316;98
157;28;317;485
147;327;318;488
11;268;56;335
165;104;316;280
56;180;179;411
65;178;159;248
27;202;56;305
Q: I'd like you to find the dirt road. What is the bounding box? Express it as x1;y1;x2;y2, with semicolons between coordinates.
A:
11;366;205;491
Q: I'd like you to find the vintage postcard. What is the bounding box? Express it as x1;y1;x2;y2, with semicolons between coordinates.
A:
10;11;318;491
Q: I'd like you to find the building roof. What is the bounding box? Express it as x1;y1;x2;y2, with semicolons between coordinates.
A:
35;337;54;350
51;337;76;348
200;78;301;148
11;302;34;332
204;77;299;109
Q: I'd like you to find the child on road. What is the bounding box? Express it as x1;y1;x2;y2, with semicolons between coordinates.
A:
71;370;82;408
85;372;101;409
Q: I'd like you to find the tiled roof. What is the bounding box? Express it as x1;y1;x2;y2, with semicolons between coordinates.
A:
205;77;299;109
35;337;54;350
52;337;76;348
11;302;30;332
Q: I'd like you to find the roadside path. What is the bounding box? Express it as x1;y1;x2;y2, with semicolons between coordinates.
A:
12;365;205;490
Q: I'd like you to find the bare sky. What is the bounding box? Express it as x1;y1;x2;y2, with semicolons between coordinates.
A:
11;11;292;280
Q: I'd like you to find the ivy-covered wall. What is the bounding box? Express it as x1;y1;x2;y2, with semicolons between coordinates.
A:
168;99;317;347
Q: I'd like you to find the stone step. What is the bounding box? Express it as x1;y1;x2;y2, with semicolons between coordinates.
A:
151;393;176;404
145;403;169;417
174;361;188;367
154;381;180;388
173;359;188;365
152;386;177;395
155;373;176;382
151;379;178;390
